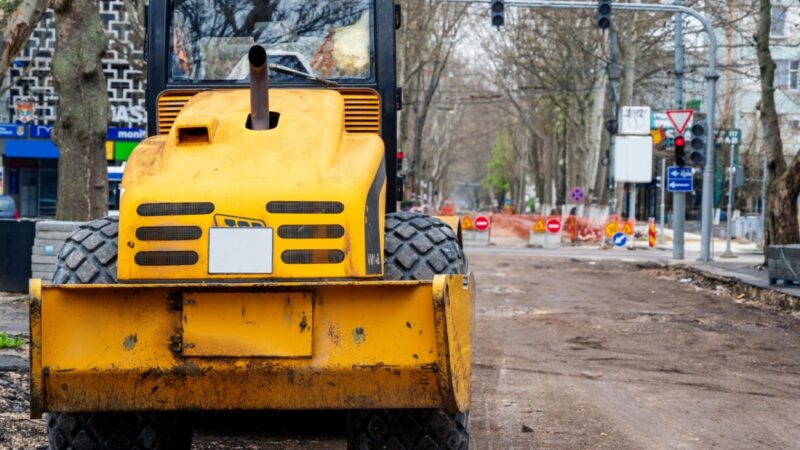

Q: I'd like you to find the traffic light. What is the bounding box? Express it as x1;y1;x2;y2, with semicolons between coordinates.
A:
689;121;706;165
397;150;404;171
596;0;612;30
674;134;687;167
491;0;505;28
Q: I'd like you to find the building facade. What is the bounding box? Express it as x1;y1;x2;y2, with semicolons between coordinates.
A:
0;0;145;217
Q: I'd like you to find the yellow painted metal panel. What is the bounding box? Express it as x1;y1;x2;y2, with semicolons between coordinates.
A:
182;292;313;357
32;277;472;415
120;89;386;281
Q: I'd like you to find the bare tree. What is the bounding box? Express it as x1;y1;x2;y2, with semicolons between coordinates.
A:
52;0;110;220
755;0;800;253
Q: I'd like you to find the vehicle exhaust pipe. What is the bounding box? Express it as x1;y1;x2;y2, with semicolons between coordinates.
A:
248;45;269;130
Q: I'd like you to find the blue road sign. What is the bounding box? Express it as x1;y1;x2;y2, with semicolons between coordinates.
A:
612;232;627;247
667;166;693;193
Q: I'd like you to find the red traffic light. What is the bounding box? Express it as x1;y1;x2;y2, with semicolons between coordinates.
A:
396;151;404;159
675;136;685;147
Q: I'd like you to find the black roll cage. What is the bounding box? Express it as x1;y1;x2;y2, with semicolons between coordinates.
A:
145;0;399;209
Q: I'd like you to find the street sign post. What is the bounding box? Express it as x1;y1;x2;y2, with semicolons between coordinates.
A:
667;166;694;192
474;215;490;232
546;217;562;234
569;187;585;203
666;109;694;134
715;128;741;145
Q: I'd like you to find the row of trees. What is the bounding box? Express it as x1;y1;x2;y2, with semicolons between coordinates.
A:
1;0;798;251
397;0;799;252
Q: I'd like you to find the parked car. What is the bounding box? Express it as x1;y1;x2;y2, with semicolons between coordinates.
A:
0;195;18;219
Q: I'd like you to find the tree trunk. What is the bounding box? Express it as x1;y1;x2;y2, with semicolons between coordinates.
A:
52;0;110;221
755;0;800;258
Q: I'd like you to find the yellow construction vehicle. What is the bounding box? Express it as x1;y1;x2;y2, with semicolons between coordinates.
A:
29;1;473;449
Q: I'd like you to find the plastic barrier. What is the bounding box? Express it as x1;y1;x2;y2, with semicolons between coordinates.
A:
461;214;491;247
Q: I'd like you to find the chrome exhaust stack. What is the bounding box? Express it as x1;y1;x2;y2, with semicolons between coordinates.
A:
248;45;269;130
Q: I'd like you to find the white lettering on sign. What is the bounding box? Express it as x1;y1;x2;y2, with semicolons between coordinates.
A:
117;129;146;140
112;105;147;125
367;253;381;266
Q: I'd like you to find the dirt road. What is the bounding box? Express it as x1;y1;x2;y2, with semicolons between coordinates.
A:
2;252;799;449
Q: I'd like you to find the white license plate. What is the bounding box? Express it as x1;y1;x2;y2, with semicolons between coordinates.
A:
208;227;273;274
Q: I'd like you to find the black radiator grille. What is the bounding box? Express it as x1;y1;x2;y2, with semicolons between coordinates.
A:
278;225;344;239
134;251;199;266
137;202;215;216
267;201;344;214
281;250;345;264
136;226;202;241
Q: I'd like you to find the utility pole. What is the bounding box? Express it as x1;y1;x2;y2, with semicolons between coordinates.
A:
659;158;666;243
672;0;685;260
721;141;737;258
608;30;619;214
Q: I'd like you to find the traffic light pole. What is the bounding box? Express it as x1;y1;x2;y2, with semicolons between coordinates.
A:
448;0;719;261
672;0;686;260
608;30;619;215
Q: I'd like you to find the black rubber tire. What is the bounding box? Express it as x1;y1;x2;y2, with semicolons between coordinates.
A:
48;217;192;450
347;212;469;450
347;409;469;450
47;411;192;450
382;211;466;280
52;216;119;285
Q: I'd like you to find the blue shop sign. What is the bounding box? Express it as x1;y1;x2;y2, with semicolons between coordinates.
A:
29;124;53;139
0;123;27;139
107;127;146;141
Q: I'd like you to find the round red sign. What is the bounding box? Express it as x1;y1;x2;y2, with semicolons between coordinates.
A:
474;215;490;232
546;218;562;234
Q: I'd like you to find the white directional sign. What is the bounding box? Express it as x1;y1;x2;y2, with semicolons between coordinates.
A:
614;135;653;183
619;106;652;135
666;110;694;134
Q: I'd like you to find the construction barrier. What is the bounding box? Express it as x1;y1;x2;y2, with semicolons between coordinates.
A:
528;216;561;249
460;214;491;247
648;218;656;248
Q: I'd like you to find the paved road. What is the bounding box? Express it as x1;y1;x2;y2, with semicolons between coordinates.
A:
1;252;798;449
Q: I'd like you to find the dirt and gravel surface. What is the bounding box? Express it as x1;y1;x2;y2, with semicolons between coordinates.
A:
2;251;799;449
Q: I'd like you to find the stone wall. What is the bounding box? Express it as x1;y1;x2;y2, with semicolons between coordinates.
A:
31;221;81;282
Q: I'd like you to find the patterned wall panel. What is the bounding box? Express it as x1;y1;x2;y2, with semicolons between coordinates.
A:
5;1;146;128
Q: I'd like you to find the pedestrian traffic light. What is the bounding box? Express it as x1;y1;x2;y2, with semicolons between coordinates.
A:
491;0;505;28
596;0;612;30
674;134;687;167
689;121;706;165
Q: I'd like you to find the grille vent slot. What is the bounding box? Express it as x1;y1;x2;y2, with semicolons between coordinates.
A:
278;225;344;239
136;226;202;241
341;90;380;134
137;202;214;216
267;201;344;214
281;250;345;264
156;89;380;135
157;91;196;134
135;251;199;266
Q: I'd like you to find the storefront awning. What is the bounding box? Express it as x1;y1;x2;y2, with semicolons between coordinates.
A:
5;140;58;159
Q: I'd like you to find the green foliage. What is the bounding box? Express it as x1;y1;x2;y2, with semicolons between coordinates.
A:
0;0;22;16
526;197;536;214
481;124;513;195
0;331;24;350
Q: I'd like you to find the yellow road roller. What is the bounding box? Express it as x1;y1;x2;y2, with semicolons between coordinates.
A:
29;1;473;448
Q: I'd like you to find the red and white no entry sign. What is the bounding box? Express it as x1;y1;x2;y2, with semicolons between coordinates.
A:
474;215;490;232
546;217;562;234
